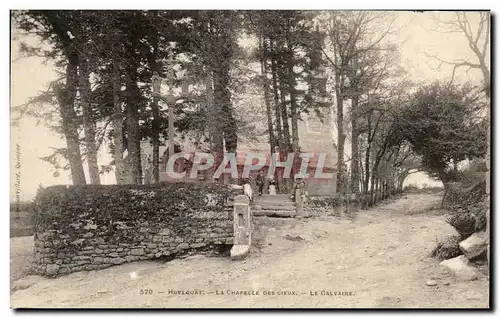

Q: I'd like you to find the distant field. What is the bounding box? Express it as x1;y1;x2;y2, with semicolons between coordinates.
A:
10;203;34;237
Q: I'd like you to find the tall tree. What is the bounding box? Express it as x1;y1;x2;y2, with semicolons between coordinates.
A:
320;11;396;206
429;10;490;265
14;11;88;184
74;11;100;184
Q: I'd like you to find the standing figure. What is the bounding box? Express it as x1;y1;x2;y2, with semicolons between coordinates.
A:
256;171;265;196
292;177;307;202
242;178;253;202
269;178;277;195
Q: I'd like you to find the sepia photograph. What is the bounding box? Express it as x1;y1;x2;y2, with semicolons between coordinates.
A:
9;9;491;309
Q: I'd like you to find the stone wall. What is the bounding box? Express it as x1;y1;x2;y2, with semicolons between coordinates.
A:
33;183;234;277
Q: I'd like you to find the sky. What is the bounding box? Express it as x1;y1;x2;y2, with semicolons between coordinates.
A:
9;11;489;201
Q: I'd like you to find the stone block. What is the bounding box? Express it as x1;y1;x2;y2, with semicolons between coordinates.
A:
177;243;189;250
440;255;478;281
230;245;250;261
159;228;171;235
130;248;145;256
110;257;125;265
46;264;60;276
459;231;487;260
125;255;139;262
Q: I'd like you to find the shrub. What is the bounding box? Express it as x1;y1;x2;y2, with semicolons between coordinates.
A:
446;213;477;239
307;196;340;208
403;184;419;193
431;235;462;261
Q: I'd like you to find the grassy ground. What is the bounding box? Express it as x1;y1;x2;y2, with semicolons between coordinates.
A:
10;208;34;238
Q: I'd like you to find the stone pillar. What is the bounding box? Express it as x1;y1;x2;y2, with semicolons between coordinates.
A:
230;195;251;260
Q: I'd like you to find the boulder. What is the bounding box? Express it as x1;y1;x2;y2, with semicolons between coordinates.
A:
440;255;478;281
46;264;60;276
459;231;487;260
230;245;250;260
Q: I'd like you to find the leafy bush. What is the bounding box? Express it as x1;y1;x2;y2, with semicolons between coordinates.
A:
34;183;235;246
446;213;477;239
307;196;340;208
403;184;419;193
431;235;462;261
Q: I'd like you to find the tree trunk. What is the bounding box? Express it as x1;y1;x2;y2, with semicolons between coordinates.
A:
351;93;360;200
125;68;141;185
335;81;345;197
285;47;299;152
214;56;237;154
369;171;376;206
112;62;125;184
151;26;160;184
270;40;283;149
206;72;224;169
151;99;160;183
278;69;291;151
78;57;101;185
54;55;86;185
259;36;276;152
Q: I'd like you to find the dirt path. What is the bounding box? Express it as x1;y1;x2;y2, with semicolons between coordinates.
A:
10;193;489;308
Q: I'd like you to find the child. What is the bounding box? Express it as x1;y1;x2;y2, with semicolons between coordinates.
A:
269;178;277;195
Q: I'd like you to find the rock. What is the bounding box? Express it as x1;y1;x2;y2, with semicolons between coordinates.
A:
110;257;125;265
159;229;171;236
426;279;437;286
125;255;139;262
443;281;450;286
177;243;189;250
230;245;250;260
46;264;60;276
440;255;478;281
130;248;145;256
283;234;304;242
459;231;487;260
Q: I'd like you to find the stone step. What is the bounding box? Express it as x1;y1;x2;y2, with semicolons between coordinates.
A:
253;210;296;217
253;195;294;204
256;194;292;200
253;203;296;210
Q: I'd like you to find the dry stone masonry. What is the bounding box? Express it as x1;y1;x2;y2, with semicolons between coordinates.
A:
33;184;235;277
